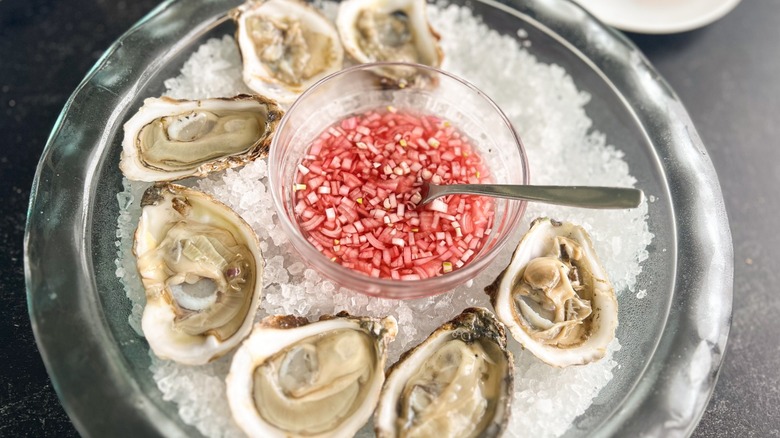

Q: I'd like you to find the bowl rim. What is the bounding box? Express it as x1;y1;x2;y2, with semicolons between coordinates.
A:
24;0;732;436
268;61;530;299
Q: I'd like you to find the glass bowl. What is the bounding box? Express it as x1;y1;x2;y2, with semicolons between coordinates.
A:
269;63;529;298
24;0;732;436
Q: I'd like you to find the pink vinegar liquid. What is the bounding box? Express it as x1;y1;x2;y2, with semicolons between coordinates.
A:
293;107;495;280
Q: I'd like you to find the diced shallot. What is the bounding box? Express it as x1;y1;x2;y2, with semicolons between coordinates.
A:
293;108;494;280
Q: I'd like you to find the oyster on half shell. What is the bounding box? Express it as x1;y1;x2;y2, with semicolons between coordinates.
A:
227;312;398;438
232;0;344;103
375;307;514;438
134;183;263;365
120;95;282;182
337;0;443;79
486;217;618;367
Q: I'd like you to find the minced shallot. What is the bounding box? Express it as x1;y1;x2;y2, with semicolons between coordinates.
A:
294;108;494;280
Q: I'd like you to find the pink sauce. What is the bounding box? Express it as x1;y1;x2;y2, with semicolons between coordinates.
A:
293;108;494;280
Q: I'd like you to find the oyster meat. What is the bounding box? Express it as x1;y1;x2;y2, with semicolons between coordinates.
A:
232;0;344;103
120;94;282;182
486;218;618;367
337;0;443;77
227;312;398;437
375;307;514;438
134;183;263;365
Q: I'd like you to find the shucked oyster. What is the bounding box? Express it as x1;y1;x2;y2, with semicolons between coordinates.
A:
486;218;618;367
120;95;282;182
375;308;514;438
337;0;443;78
227;312;398;437
232;0;344;103
134;183;263;365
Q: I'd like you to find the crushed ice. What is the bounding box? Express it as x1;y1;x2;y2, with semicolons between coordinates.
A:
114;4;652;438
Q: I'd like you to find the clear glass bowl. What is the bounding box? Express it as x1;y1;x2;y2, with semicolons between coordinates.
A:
269;63;529;298
24;0;732;436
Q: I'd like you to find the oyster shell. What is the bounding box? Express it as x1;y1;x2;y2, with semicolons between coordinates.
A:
227;312;398;437
120;94;282;182
134;183;263;365
232;0;344;103
337;0;443;78
375;307;514;438
486;218;618;367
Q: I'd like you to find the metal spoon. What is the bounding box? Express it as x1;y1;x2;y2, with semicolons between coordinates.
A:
419;182;644;209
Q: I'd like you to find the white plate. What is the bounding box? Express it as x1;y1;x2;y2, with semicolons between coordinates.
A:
572;0;741;34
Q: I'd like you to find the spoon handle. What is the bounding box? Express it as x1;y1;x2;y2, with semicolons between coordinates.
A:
428;184;644;209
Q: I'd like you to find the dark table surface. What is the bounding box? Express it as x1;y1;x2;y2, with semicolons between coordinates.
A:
2;0;778;436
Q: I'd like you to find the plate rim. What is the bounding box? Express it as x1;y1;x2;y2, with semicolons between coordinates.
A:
572;0;743;34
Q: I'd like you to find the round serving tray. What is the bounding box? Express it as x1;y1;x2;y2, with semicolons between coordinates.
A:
25;0;732;436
